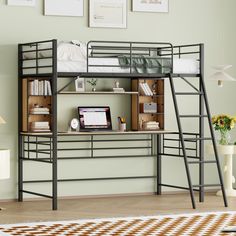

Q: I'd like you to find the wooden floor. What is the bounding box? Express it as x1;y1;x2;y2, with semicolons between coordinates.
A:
0;193;235;224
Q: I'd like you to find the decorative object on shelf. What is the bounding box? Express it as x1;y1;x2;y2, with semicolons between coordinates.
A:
212;114;236;145
44;0;84;17
140;102;157;113
30;104;50;115
69;118;79;132
151;82;158;95
113;80;125;92
7;0;35;6
142;121;159;130
118;116;126;132
75;77;85;92
89;0;127;28
87;78;97;91
132;0;168;13
210;65;236;87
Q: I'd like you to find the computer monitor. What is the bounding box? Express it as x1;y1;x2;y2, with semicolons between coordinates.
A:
78;106;112;131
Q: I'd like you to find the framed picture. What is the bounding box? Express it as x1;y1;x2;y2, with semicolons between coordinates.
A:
75;77;85;92
89;0;127;28
132;0;168;13
44;0;84;17
7;0;36;6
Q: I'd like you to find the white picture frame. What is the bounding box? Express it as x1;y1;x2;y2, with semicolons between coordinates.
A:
44;0;84;17
75;77;85;92
132;0;168;13
89;0;127;28
7;0;36;6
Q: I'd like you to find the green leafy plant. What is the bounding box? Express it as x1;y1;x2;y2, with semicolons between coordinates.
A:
87;78;97;87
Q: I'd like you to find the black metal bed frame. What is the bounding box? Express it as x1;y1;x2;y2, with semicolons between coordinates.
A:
18;39;227;210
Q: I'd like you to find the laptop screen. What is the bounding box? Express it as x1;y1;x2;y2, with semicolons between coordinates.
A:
78;106;112;131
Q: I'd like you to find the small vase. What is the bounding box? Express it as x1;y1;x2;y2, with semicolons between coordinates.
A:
218;130;230;145
92;87;96;92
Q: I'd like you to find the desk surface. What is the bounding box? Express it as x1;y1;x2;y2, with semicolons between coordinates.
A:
21;130;173;136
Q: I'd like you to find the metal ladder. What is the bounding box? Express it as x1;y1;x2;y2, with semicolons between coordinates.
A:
167;73;228;209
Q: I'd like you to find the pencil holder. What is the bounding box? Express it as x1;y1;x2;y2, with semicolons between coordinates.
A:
119;123;126;132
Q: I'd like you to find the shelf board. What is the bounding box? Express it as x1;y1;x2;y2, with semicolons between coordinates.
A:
29;113;51;116
139;112;164;115
58;91;139;95
139;94;164;97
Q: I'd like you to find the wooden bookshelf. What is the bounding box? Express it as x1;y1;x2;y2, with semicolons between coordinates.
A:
22;78;52;132
131;79;164;131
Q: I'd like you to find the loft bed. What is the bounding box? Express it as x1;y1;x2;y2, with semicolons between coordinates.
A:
18;39;227;211
19;39;200;78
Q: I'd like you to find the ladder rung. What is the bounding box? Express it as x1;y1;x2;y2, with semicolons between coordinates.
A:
184;137;212;141
175;92;203;95
188;160;217;164
179;115;208;118
192;184;222;188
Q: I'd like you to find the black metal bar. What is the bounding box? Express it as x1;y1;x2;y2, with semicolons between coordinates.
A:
23;175;157;183
57;77;78;94
21;158;53;164
192;184;222;188
168;74;196;209
179;77;199;92
52;39;58;210
91;135;94;158
159;153;200;159
26;146;152;152
156;134;161;195
160;184;199;192
21;190;53;199
18;43;24;202
199;44;204;202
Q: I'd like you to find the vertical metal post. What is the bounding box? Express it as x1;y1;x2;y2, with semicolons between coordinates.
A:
199;44;204;202
169;74;196;209
91;135;94;158
52;40;58;210
156;134;162;195
18;44;23;202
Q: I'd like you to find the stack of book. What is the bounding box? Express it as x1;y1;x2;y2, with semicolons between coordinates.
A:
113;87;125;93
29;80;52;96
31;121;50;132
139;82;153;96
30;107;50;115
143;121;159;130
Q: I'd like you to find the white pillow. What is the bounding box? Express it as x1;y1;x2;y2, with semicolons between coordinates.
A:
57;42;87;61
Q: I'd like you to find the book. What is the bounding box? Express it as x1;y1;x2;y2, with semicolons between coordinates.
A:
143;83;153;96
46;81;52;95
140;83;149;96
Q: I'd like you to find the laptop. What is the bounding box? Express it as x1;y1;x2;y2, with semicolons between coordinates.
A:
78;106;112;132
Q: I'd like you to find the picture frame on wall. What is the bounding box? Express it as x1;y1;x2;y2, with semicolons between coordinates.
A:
132;0;168;13
7;0;36;6
44;0;84;17
89;0;127;28
75;77;85;92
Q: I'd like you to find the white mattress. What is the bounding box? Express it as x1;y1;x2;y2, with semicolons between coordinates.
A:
57;58;199;74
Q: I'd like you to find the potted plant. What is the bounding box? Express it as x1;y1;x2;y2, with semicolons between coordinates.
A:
87;78;97;91
212;114;236;145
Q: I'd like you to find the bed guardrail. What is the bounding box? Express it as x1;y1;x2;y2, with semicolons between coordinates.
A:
18;39;202;77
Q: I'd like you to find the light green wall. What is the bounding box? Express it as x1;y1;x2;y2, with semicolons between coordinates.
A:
0;0;236;200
